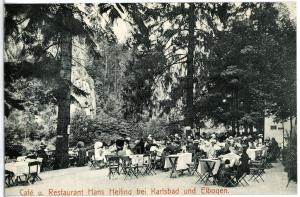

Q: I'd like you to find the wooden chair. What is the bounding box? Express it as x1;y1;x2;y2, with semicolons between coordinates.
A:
5;170;15;187
44;154;55;171
25;161;42;184
106;155;120;179
249;160;265;183
142;154;153;175
149;152;157;175
89;151;102;170
197;160;218;185
120;156;138;180
220;168;249;187
187;152;201;176
236;172;249;186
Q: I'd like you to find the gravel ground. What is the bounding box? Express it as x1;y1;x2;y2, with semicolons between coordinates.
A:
5;161;297;196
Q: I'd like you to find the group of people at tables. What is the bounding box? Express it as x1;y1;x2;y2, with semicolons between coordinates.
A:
86;132;279;184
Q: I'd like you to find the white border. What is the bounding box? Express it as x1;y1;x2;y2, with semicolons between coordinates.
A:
0;1;298;197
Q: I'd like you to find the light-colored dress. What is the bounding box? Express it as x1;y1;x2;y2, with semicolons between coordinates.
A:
94;147;103;161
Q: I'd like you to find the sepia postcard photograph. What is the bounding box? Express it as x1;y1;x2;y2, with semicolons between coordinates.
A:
3;1;297;196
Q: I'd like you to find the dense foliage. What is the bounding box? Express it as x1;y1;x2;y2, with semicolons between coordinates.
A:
4;3;296;177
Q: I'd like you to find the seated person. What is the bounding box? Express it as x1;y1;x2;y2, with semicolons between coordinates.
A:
101;144;111;163
180;144;187;153
108;141;117;154
257;137;263;148
94;142;104;161
219;147;240;168
164;141;180;155
217;142;231;157
150;143;159;153
269;138;280;161
37;143;48;171
206;140;221;159
236;147;250;179
187;135;194;144
116;139;125;152
26;150;38;159
192;140;206;158
174;133;181;143
77;142;86;167
248;141;256;149
218;159;236;187
132;140;142;154
120;141;133;156
186;141;194;152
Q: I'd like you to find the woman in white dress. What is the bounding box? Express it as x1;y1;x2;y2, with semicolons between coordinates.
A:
94;142;104;161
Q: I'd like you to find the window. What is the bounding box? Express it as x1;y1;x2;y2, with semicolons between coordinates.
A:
270;125;277;130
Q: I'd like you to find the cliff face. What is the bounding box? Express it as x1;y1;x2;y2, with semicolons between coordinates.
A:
70;65;96;118
70;37;96;118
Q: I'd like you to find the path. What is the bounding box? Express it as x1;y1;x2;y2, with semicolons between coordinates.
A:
5;161;297;196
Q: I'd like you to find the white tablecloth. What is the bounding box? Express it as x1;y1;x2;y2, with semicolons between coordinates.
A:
5;161;41;177
129;154;144;166
219;153;241;167
164;153;192;170
247;149;262;160
197;159;221;175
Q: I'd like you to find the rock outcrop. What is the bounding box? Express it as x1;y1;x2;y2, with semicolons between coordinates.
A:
70;65;96;118
70;37;96;118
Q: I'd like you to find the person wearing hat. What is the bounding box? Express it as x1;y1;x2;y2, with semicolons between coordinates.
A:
207;139;221;159
132;139;142;154
191;139;206;158
76;141;86;167
241;136;249;146
164;141;179;155
185;126;192;138
256;134;263;148
125;137;131;147
147;135;153;141
122;141;133;156
218;142;231;156
145;135;154;153
210;134;216;140
94;141;104;164
269;137;279;161
108;140;117;154
37;142;48;171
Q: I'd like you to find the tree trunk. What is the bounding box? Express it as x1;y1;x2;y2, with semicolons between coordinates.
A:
236;121;240;136
185;4;196;127
105;54;108;80
54;7;72;170
231;121;236;136
290;116;293;142
250;125;253;134
115;60;118;93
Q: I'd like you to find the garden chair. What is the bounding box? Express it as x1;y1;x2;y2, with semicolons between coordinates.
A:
142;154;154;175
248;160;265;183
106;155;120;179
219;167;249;187
187;152;201;176
89;151;102;170
120;156;138;180
25;161;42;184
149;152;157;174
5;170;15;187
196;160;218;185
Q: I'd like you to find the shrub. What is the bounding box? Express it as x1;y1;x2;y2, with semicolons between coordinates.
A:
69;112;143;147
282;132;297;183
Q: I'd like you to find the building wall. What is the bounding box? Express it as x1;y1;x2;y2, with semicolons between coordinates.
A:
264;116;296;148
